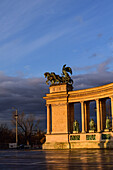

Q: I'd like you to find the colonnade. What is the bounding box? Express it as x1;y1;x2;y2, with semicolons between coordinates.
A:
46;97;113;134
43;83;113;149
80;97;113;133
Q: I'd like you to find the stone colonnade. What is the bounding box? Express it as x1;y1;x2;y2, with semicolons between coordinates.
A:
80;98;113;133
43;83;113;149
46;97;113;134
45;84;113;135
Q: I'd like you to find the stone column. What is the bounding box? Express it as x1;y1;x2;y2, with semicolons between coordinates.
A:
99;100;103;131
84;102;87;132
86;102;90;132
110;97;113;131
46;104;51;134
102;99;106;130
96;99;101;132
81;101;85;133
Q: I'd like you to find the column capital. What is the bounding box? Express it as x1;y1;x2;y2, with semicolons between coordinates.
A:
110;96;113;100
95;98;100;101
46;104;50;107
80;100;84;104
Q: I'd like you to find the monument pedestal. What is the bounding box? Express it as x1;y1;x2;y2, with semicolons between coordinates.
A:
43;84;73;149
42;133;70;149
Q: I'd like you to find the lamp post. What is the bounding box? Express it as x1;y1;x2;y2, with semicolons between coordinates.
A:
12;107;18;144
15;109;18;144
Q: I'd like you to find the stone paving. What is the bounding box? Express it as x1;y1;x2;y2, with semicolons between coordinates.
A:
0;149;113;169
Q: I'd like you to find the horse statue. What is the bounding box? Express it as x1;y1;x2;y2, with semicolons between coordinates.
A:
44;64;73;85
44;72;62;85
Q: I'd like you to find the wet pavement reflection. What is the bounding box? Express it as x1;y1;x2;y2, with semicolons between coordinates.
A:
0;149;113;169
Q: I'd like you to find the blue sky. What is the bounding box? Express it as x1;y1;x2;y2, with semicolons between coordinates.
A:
1;0;113;77
1;0;113;129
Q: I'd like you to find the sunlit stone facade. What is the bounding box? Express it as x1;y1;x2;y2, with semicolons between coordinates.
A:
43;83;113;149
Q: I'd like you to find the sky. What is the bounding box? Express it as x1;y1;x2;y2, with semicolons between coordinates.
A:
0;0;113;130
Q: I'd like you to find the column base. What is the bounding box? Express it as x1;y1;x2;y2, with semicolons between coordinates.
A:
104;129;110;132
73;130;80;134
42;142;70;149
89;130;95;133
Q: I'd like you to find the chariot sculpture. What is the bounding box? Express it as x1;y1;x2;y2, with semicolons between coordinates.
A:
44;64;73;85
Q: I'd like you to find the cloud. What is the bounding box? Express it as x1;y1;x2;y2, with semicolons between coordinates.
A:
72;58;113;90
0;58;113;129
97;57;113;73
72;64;96;72
75;16;83;24
0;0;50;41
90;53;98;58
109;37;113;41
0;73;48;130
97;33;103;38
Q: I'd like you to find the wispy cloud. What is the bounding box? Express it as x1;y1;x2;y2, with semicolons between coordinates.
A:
97;33;103;38
72;58;113;89
0;0;48;41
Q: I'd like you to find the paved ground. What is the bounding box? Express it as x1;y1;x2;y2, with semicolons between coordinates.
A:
0;149;113;169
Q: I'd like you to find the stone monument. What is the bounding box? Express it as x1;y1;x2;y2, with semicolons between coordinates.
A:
43;64;113;149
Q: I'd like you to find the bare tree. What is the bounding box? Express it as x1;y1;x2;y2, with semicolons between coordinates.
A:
0;124;15;148
12;112;40;145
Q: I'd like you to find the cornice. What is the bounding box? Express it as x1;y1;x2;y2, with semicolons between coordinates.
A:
68;83;113;102
44;82;113;103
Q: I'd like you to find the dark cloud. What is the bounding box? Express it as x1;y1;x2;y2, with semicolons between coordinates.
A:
73;71;113;90
0;73;48;130
0;58;113;130
72;58;113;90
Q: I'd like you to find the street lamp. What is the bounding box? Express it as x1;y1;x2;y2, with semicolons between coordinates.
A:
12;107;18;144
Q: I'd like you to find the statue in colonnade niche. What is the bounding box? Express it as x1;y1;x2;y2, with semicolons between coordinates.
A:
105;116;111;130
73;120;80;133
89;119;96;132
44;64;73;85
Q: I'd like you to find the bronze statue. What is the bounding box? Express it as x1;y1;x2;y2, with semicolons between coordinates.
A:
44;72;62;85
73;120;79;132
106;116;111;129
89;119;96;130
44;64;73;85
